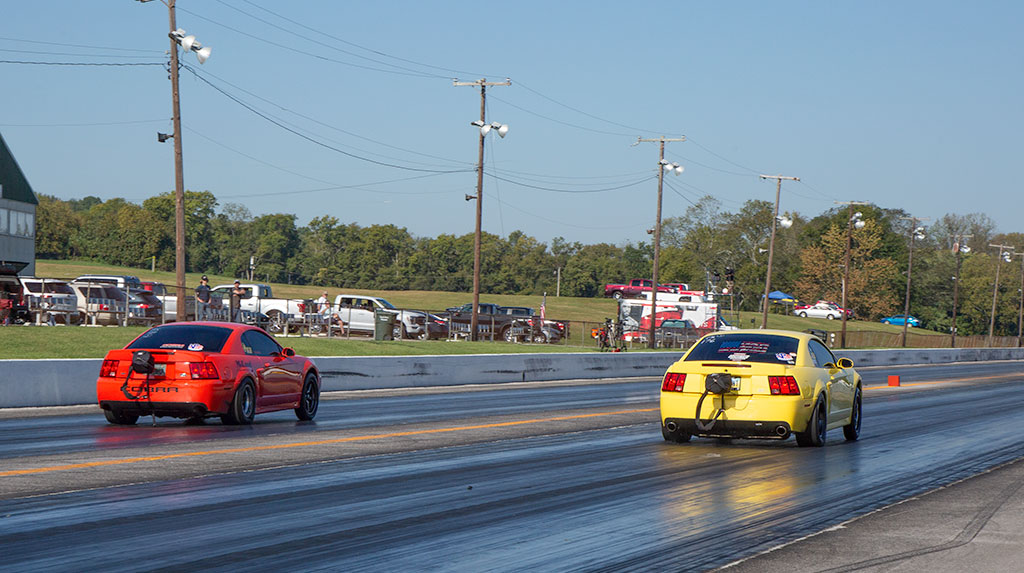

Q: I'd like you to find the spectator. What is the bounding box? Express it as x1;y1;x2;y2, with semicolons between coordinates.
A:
316;291;330;315
230;280;245;322
195;275;211;321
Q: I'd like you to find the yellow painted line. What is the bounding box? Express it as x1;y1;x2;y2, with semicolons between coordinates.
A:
0;408;659;478
865;371;1023;391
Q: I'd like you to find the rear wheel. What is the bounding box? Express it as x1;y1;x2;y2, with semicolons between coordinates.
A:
843;387;862;441
612;291;623;300
662;424;691;443
502;327;514;342
295;373;320;421
798;311;808;318
796;395;828;447
104;409;139;425
221;380;256;425
826;314;835;320
266;310;287;335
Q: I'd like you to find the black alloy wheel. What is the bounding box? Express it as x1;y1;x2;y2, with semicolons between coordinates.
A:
843;387;862;441
222;380;256;425
796;395;828;447
295;373;320;421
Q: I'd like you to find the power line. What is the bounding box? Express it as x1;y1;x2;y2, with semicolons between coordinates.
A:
0;59;163;67
177;5;439;78
184;65;472;174
237;0;498;78
486;173;655;193
489;94;636;137
1;118;167;127
0;36;162;54
186;66;472;169
517;80;671;136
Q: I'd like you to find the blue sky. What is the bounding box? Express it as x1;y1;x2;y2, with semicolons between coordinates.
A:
1;1;1020;245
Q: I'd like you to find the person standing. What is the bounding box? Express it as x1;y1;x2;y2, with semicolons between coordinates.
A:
230;280;245;322
195;275;211;321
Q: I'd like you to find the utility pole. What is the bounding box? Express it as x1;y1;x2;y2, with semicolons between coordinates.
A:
453;78;510;341
988;243;1015;346
638;136;685;348
836;201;869;348
167;0;187;322
1014;252;1024;347
899;217;928;347
758;175;799;329
555;266;561;297
950;234;972;349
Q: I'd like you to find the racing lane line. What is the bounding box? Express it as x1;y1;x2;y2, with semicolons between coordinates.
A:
864;371;1024;391
0;407;659;478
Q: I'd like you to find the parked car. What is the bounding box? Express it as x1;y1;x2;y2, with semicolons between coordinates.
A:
660;329;862;446
211;283;308;334
332;294;425;339
0;263;30;325
141;281;201;322
656;318;701;349
96;322;320;425
604;278;676;300
794;301;849;320
69;281;126;326
880;314;921;327
126;289;164;324
19;278;79;324
423;313;450;340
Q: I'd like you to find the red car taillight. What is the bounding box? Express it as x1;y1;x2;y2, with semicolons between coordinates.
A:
298;303;307;313
768;376;800;395
100;359;119;378
189;362;219;379
661;372;686;392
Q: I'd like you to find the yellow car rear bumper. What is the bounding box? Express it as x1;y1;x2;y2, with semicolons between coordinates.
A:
661;392;815;437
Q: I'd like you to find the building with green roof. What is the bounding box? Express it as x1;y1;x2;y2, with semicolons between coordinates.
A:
0;131;38;276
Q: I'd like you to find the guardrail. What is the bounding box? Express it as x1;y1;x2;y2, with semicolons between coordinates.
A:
3;347;1024;409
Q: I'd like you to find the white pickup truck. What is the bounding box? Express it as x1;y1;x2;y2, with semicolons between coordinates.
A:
211;283;309;334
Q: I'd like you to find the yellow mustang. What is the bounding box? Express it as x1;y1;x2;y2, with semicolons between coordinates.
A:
660;329;862;447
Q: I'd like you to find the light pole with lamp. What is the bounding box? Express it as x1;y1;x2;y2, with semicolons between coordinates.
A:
1013;252;1024;347
837;202;869;348
453;78;510;341
139;0;212;321
950;234;972;349
637;137;685;349
758;175;798;329
988;243;1015;346
898;217;927;347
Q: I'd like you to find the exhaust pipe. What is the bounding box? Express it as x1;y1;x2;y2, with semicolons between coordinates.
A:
665;421;678;432
775;425;788;437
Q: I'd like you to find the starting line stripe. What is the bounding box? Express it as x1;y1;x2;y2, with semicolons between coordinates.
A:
0;408;659;478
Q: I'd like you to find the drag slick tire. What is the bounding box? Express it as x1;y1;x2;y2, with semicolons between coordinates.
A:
104;409;139;425
796;395;828;447
843;387;862;441
295;373;320;421
661;423;691;443
221;380;256;425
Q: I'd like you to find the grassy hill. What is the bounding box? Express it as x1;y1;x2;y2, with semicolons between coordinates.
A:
24;259;946;357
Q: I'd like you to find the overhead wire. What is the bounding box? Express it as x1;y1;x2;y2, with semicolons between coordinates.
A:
183;65;472;174
185;66;473;169
486;173;655;194
177;5;439;79
0;59;163;67
238;0;498;78
0;36;162;54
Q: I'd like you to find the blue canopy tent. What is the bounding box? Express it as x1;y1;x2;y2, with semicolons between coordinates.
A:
762;290;799;314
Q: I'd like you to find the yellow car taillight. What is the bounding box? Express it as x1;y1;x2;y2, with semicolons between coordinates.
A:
661;372;686;392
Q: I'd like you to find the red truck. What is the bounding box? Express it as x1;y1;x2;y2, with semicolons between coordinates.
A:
603;279;676;300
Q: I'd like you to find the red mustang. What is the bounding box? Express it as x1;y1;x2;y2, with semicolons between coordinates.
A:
97;322;320;425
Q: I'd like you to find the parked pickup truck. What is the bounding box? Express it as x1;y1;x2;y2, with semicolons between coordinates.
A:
445;303;560;343
211;283;310;334
603;279;676;300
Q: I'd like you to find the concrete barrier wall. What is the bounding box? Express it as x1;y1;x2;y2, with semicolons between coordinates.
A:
3;347;1023;408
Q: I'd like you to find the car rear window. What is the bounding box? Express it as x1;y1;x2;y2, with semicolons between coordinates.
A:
684;333;799;364
127;324;233;353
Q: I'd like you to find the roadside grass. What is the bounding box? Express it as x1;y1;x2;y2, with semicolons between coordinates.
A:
0;325;622;360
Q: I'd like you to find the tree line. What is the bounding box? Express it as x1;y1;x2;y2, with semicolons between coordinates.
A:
35;191;1024;337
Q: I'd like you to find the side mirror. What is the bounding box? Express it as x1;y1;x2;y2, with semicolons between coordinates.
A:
836;357;854;369
282;347;295;357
